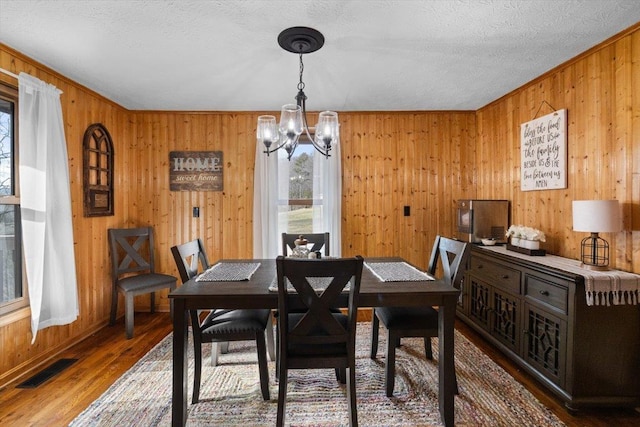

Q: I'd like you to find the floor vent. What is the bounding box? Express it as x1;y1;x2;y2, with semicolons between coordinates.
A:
16;358;78;388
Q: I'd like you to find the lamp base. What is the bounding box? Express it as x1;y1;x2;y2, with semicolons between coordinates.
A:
580;263;611;271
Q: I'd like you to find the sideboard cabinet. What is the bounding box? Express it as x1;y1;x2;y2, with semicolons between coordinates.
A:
457;246;640;410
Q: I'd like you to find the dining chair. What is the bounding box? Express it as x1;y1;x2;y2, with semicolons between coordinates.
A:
369;235;470;396
275;255;364;427
171;238;273;403
277;232;335;378
108;226;177;339
282;232;330;257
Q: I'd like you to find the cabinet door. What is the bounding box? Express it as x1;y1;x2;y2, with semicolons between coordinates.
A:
468;273;491;332
490;287;520;353
523;302;566;388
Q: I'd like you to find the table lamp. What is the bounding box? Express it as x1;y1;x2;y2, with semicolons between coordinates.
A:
572;200;621;270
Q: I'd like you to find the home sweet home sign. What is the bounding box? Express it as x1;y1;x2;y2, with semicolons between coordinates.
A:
520;109;567;191
169;151;223;191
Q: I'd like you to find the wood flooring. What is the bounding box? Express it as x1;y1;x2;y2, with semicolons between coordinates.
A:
0;312;638;426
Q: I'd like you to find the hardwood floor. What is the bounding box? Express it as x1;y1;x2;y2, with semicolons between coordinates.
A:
0;312;637;426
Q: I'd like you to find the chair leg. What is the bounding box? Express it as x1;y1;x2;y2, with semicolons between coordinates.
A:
336;367;346;384
266;311;276;362
370;310;379;359
109;288;118;326
125;293;134;339
256;331;270;400
211;342;221;366
150;291;155;314
347;363;358;427
276;363;288;427
424;337;433;360
385;330;396;397
220;341;229;354
192;336;203;404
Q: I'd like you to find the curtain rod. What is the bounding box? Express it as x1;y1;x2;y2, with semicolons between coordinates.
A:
0;67;19;79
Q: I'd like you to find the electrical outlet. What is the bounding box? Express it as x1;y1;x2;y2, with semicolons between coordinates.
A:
404;206;410;216
193;207;200;218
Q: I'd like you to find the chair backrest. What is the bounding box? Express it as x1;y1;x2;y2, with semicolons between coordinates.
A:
108;227;158;280
426;235;470;289
282;232;330;257
171;238;210;284
276;255;363;358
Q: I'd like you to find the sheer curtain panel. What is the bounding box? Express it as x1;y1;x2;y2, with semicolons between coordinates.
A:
314;138;342;257
253;141;280;258
19;73;78;343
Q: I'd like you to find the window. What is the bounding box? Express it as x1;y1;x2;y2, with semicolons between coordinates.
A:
277;142;320;235
0;82;25;315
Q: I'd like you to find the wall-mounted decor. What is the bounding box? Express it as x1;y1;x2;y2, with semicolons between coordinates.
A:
520;109;567;191
83;123;114;216
169;151;223;191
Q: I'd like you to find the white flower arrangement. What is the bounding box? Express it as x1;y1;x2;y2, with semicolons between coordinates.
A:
506;225;546;242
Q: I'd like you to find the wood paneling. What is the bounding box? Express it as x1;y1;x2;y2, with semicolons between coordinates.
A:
0;44;132;386
475;25;640;272
2;21;639;389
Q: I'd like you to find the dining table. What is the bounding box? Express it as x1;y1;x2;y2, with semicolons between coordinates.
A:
169;257;460;426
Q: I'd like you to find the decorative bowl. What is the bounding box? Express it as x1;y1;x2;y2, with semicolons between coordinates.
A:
481;238;497;246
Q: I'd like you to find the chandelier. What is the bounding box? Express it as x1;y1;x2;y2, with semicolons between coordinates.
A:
257;27;339;160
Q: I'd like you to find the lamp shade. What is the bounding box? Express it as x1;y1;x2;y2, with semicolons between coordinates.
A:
572;200;622;232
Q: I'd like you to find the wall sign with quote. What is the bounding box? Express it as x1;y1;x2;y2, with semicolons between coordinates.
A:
83;123;114;216
520;109;567;191
169;151;223;191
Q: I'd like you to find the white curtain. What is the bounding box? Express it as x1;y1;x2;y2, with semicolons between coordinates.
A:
19;73;78;343
253;137;342;258
253;143;281;258
313;140;342;257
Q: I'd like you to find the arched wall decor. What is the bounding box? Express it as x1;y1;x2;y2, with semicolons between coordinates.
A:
83;123;114;217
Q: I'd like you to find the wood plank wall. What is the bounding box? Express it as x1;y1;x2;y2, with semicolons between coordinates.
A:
475;24;640;272
1;21;639;386
0;44;133;386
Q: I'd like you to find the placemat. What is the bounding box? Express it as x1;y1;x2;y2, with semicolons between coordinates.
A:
364;261;434;282
195;262;260;282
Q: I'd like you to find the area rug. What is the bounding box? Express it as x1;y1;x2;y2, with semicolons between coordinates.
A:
70;323;564;426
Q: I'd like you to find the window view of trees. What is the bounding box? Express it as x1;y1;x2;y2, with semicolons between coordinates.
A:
281;145;315;235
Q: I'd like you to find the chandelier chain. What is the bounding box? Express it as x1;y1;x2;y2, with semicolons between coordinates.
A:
298;53;305;91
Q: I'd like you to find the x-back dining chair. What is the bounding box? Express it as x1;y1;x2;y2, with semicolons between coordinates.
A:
171;238;273;403
370;235;470;396
108;226;177;339
275;255;364;427
282;232;330;257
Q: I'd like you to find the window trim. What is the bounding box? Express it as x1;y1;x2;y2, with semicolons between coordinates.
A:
0;81;27;316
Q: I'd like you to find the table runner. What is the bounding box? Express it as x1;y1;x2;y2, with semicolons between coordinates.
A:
268;277;345;293
481;246;640;306
364;261;434;282
196;262;260;282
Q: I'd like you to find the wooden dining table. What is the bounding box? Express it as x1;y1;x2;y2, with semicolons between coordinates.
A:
169;257;460;426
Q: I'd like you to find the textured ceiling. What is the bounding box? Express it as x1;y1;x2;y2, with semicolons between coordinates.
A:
1;0;639;111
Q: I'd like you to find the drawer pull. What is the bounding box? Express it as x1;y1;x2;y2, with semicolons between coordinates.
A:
501;275;509;279
539;290;550;296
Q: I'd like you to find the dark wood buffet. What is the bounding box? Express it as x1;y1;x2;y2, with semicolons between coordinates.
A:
457;245;640;411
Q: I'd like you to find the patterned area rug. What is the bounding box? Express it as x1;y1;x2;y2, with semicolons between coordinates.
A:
70;323;565;426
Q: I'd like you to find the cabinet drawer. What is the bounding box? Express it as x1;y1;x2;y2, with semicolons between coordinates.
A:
525;274;568;314
469;257;521;294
